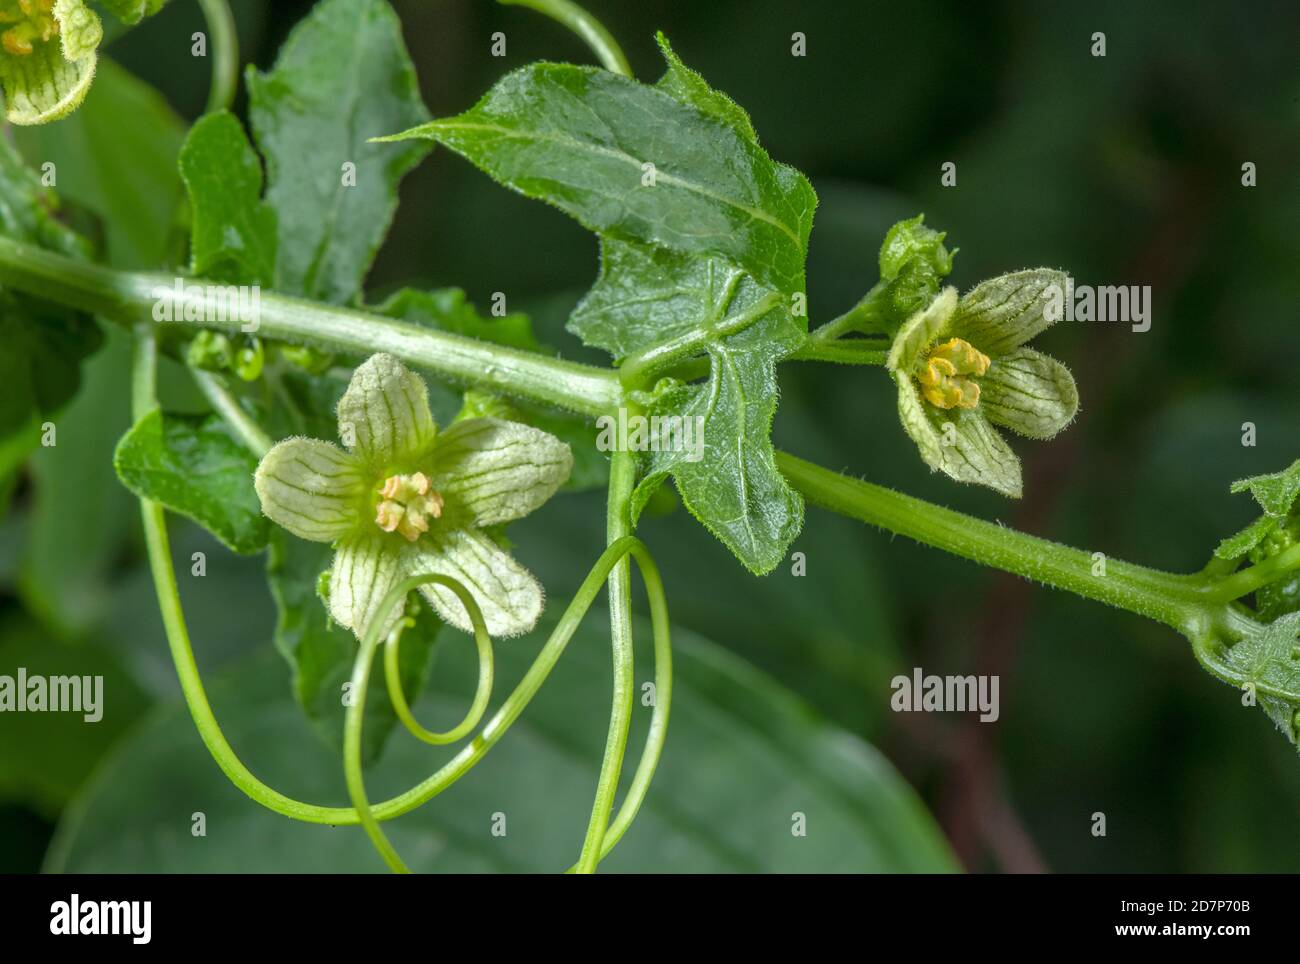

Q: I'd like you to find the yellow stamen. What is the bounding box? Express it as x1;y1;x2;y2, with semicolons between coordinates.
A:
915;337;989;411
0;0;58;56
374;472;443;541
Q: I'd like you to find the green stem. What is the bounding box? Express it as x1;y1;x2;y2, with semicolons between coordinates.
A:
576;444;638;873
42;239;1264;643
618;291;781;385
0;237;620;418
345;572;493;874
191;369;273;456
776;450;1217;634
806;281;892;344
198;0;239;114
1213;542;1300;602
788;340;887;366
383;580;494;746
500;0;633;77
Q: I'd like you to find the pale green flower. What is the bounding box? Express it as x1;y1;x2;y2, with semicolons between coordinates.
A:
887;269;1079;498
254;353;573;640
0;0;103;125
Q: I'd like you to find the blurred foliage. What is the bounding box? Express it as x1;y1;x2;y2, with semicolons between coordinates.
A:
2;0;1299;872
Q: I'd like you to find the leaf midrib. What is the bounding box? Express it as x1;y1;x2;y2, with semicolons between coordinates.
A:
428;120;803;250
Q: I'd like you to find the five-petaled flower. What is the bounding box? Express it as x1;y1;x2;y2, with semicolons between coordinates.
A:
0;0;102;125
254;353;573;640
887;269;1079;498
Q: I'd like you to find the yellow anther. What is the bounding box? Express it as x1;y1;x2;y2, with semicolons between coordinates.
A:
374;472;443;541
915;337;989;411
0;0;58;56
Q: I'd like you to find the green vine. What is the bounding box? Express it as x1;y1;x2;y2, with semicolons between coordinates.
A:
5;0;1298;875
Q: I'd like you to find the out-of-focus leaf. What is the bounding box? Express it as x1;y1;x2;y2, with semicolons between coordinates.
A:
48;618;955;872
13;57;184;268
0;615;148;816
113;408;268;555
0;136;101;444
19;328;134;635
246;0;430;304
179;110;276;286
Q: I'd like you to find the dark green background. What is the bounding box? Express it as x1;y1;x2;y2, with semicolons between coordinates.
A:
2;0;1298;872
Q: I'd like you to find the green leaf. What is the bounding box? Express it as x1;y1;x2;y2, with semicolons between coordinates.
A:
573;240;804;573
14;57;185;268
246;0;430;304
266;532;439;766
383;61;816;295
1232;458;1300;518
113;408;269;555
653;32;758;143
1221;613;1300;749
47;618;955;872
178;110;277;286
1216;514;1283;562
1216;458;1300;560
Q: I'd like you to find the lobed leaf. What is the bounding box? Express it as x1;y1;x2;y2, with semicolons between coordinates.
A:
1220;613;1300;749
381;60;816;295
574;240;805;574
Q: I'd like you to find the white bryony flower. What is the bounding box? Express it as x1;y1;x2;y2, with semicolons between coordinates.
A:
254;353;573;640
0;0;103;125
887;269;1079;498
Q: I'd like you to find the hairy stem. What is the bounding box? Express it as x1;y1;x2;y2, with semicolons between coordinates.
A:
12;237;1253;638
0;237;620;417
776;450;1217;634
